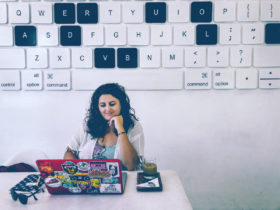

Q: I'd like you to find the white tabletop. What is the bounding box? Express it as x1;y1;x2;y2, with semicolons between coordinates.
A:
0;170;192;210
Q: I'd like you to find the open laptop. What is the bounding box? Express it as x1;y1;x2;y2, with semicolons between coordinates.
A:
36;159;127;194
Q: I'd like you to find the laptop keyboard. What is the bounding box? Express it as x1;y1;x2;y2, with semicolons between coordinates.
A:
0;0;280;91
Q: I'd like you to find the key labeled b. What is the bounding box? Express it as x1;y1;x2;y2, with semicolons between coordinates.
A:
117;48;138;68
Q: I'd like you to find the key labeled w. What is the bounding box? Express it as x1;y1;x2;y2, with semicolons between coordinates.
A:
38;10;45;16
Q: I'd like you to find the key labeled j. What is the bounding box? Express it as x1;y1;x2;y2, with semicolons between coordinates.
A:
60;26;81;46
15;26;36;46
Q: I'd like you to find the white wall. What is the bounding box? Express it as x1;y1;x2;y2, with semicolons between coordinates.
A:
1;90;280;209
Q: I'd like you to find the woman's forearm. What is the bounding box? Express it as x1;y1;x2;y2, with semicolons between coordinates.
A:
118;134;139;170
64;151;77;159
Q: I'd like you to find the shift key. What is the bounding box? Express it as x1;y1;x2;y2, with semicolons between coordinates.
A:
0;49;25;69
254;46;280;67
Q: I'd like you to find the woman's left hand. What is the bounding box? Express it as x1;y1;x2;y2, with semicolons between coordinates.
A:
108;115;125;133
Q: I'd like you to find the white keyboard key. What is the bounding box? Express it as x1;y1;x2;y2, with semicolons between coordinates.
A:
238;1;259;22
83;26;104;46
236;69;258;89
127;25;149;46
254;46;280;67
44;70;71;91
72;70;183;90
185;47;206;67
140;48;161;68
242;24;264;44
219;24;241;45
185;69;212;90
207;47;229;67
122;2;144;23
37;26;58;46
49;48;71;69
230;46;252;67
100;2;121;23
173;25;195;45
261;1;280;21
72;48;93;68
151;25;172;46
168;2;189;23
21;70;43;90
105;25;126;46
259;69;280;89
214;1;236;22
162;47;183;68
27;48;48;69
0;49;25;69
0;26;13;46
213;69;235;89
9;3;30;23
0;3;7;23
31;3;52;23
0;70;20;90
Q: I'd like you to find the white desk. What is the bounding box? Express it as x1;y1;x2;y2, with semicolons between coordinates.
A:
0;170;192;210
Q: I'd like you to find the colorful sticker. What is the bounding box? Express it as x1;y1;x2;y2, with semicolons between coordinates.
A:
69;173;90;181
90;161;107;170
103;178;119;184
62;161;78;175
90;178;101;188
100;184;121;193
69;187;82;193
37;161;54;177
62;180;78;188
89;169;111;178
78;181;90;191
86;178;101;193
107;162;120;178
45;177;61;188
77;162;90;173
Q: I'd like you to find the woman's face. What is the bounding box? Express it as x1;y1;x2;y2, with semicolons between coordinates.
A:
98;94;121;121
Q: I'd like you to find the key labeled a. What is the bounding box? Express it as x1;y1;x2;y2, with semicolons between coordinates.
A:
15;26;36;46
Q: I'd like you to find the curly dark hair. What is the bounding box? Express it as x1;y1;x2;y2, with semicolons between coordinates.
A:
86;83;138;138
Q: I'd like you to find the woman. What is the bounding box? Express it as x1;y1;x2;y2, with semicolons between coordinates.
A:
64;83;144;171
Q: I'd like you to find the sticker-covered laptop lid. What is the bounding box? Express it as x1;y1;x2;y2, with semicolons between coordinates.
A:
36;159;124;195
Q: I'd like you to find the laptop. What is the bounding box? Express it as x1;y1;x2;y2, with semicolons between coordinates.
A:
36;159;127;195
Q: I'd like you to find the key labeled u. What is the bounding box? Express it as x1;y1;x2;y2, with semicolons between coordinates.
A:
153;9;159;16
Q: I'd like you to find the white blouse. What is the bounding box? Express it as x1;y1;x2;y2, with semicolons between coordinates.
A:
67;120;145;161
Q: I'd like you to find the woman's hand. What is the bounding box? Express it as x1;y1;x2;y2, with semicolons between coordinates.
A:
108;115;125;133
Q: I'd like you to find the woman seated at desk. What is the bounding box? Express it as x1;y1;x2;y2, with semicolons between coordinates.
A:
64;83;144;171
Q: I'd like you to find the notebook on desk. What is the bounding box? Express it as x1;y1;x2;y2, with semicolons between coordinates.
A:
36;159;127;195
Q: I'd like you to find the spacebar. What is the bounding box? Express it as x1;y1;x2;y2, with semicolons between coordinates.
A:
0;49;25;69
254;46;280;67
72;70;183;90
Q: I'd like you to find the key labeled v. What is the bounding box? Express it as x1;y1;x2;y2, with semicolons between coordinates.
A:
95;48;115;68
